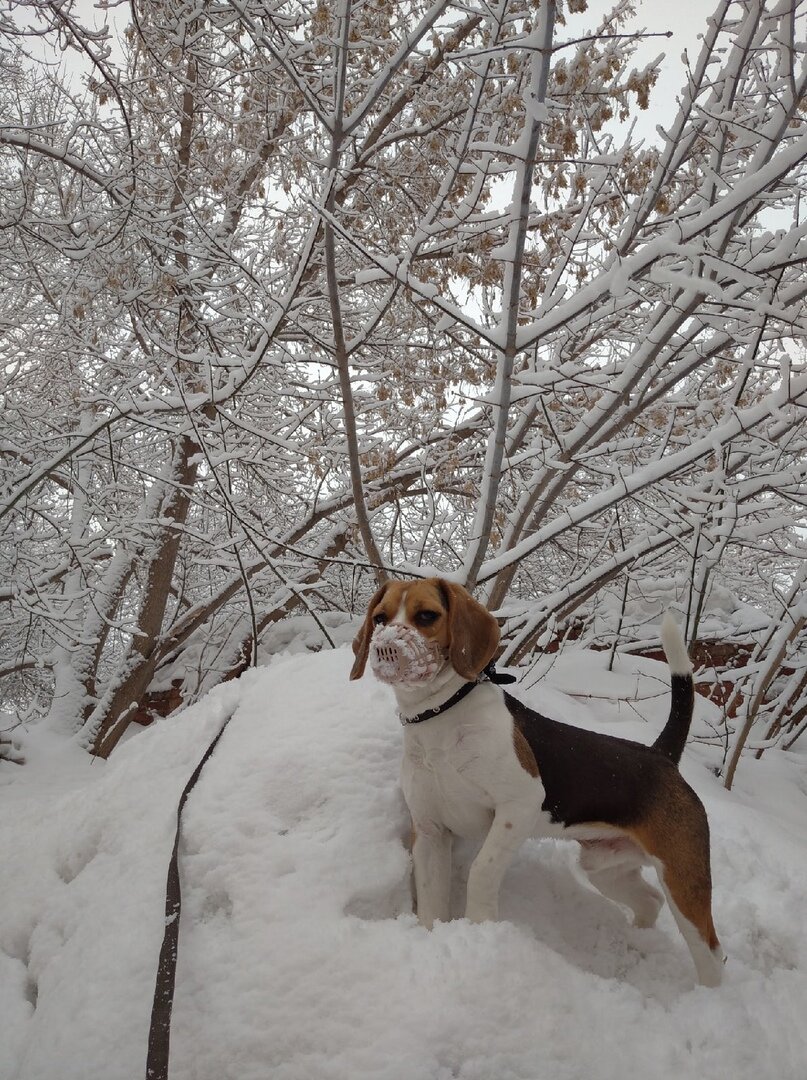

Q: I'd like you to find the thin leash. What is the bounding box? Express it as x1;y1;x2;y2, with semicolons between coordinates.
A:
146;706;238;1080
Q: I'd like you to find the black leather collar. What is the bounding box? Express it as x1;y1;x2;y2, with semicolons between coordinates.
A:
398;662;516;726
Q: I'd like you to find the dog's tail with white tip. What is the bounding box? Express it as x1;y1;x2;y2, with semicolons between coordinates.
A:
652;612;695;765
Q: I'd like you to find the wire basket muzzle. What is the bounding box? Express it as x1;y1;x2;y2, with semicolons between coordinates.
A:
369;624;444;685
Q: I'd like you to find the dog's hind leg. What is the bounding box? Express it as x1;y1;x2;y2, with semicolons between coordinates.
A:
655;869;724;987
578;839;664;929
629;778;724;987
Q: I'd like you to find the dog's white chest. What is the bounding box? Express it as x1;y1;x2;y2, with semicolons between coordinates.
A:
402;737;494;838
400;685;531;840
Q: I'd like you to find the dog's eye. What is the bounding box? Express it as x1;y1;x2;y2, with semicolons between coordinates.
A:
414;610;439;627
373;612;388;626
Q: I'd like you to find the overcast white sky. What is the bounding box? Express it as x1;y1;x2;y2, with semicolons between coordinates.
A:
583;0;713;144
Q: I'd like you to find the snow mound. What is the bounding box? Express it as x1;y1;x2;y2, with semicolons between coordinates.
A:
2;649;807;1080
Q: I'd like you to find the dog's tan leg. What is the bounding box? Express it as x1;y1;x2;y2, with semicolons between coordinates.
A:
630;777;723;986
655;865;723;987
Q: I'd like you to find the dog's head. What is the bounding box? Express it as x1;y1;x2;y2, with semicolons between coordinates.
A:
350;578;500;684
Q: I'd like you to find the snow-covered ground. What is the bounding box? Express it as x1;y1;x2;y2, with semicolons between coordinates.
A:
2;645;806;1080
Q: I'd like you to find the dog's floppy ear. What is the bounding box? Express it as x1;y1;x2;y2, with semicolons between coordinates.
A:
437;580;500;681
350;582;388;680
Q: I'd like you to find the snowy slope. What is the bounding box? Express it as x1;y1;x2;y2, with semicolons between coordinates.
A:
2;648;806;1080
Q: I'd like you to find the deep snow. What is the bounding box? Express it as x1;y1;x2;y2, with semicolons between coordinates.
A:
2;645;806;1080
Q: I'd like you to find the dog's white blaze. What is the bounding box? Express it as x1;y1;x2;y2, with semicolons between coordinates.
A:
391;591;409;625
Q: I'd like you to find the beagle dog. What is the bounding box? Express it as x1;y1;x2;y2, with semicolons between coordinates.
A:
351;577;723;987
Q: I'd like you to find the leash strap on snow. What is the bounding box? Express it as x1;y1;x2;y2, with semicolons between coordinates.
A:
146;709;236;1080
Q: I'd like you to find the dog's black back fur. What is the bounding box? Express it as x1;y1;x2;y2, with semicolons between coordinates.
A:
504;691;696;830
